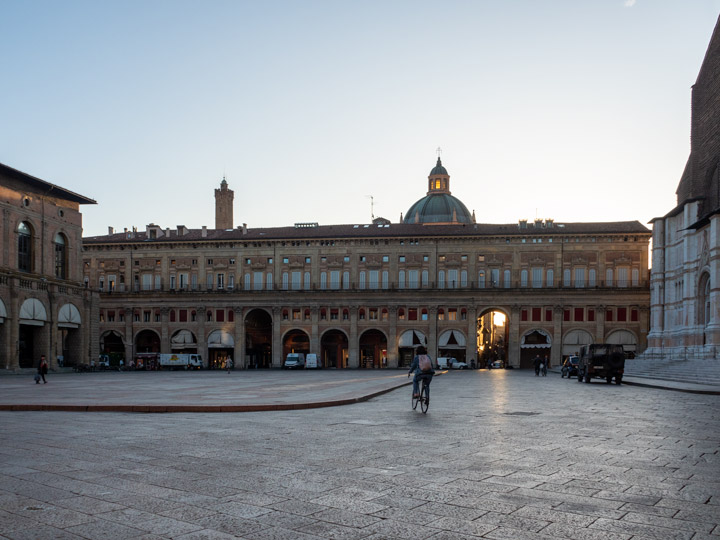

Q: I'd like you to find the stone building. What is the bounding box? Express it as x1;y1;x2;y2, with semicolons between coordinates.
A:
645;16;720;362
0;162;98;370
83;158;651;370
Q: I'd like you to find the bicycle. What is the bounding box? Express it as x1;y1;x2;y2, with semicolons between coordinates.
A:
411;374;432;413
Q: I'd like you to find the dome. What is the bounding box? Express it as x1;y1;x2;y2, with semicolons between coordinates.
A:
404;193;473;224
403;156;474;224
429;157;448;176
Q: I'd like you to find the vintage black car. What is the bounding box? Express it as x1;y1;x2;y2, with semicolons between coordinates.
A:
577;344;625;384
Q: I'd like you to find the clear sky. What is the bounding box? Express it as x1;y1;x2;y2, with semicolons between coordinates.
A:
2;0;719;237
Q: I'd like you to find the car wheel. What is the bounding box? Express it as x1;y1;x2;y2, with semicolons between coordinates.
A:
577;372;584;383
606;376;612;384
584;373;591;383
615;376;622;385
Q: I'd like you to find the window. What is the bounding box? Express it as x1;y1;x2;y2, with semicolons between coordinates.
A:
305;257;311;263
17;221;32;272
574;308;584;321
381;309;388;320
283;257;289;264
437;309;445;321
574;268;586;288
179;273;188;289
408;270;419;289
606;309;614;322
228;273;235;289
545;309;552;321
253;272;263;290
293;309;301;320
369;308;378;320
632;268;639;287
266;272;273;290
438;270;445;289
282;272;289;290
142;274;152;291
398;270;405;289
216;309;225;322
217;273;224;290
617;307;627;322
448;309;457;321
304;272;311;290
54;233;67;279
461;270;468;288
606;268;613;287
478;271;486;288
320;272;327;290
448;269;458;289
563;309;570;322
155;275;162;290
422;270;429;287
588;269;596;287
290;271;301;290
398;308;405;320
382;270;389;289
617;267;629;288
107;275;116;292
521;269;528;287
532;267;542;288
144;311;151;322
207;273;213;290
170;275;177;290
546;269;554;287
359;309;365;320
563;269;571;287
532;308;541;321
382;256;389;262
179;309;188;322
369;270;379;289
343;271;350;289
330;270;341;289
244;273;251;289
521;309;528;322
192;274;198;290
399;256;405;263
99;276;104;291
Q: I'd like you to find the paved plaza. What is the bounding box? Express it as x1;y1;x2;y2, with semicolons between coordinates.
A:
0;370;718;539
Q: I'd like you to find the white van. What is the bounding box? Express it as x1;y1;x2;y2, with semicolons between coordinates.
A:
304;353;319;369
283;353;305;369
437;357;468;370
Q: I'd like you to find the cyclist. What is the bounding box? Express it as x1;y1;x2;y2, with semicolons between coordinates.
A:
408;346;434;398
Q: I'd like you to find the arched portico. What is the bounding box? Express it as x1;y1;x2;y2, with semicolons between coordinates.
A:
282;329;310;360
359;329;387;368
321;329;348;368
245;309;272;368
19;298;48;368
606;329;638;358
208;329;234;369
562;329;593;359
398;329;427;368
520;328;552;369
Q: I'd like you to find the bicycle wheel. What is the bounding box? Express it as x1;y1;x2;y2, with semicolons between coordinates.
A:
420;382;429;413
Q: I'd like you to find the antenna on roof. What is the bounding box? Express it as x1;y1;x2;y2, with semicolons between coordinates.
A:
366;195;375;220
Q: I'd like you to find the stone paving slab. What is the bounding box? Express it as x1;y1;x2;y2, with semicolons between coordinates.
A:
0;369;718;539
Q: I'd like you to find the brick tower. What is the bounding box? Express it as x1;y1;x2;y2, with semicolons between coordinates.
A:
215;177;234;230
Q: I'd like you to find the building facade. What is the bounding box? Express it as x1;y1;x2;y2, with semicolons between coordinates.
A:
0;163;98;370
645;16;720;362
83;159;651;370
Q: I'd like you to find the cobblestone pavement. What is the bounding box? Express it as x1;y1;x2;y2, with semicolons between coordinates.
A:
0;370;718;539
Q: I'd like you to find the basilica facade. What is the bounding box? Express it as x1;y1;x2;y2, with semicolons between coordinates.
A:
645;16;720;363
82;158;651;370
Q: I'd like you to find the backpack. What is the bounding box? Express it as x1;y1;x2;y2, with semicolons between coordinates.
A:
418;354;432;372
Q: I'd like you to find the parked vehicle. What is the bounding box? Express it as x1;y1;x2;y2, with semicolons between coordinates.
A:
561;355;579;378
98;354;110;370
577;344;624;384
490;360;504;369
304;353;319;369
284;353;306;369
158;353;203;370
437;357;468;369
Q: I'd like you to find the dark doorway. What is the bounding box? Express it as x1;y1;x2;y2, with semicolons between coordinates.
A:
245;309;272;368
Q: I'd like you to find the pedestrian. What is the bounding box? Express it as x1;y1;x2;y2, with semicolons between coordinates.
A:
533;354;542;376
38;355;48;384
226;356;233;373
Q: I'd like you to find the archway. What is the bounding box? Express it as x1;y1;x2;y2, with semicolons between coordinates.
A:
477;309;509;368
58;303;82;367
321;329;348;368
283;329;310;360
100;330;125;367
171;329;197;353
520;329;552;369
438;329;467;363
562;329;593;359
208;330;235;369
134;329;160;370
245;309;272;368
398;329;427;368
359;329;387;368
606;329;638;358
19;298;48;368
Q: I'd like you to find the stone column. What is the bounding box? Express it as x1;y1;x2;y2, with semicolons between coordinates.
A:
272;306;282;368
124;308;133;363
348;305;359;368
7;279;19;370
552;305;564;366
428;306;438;360
310;306;320;356
196;307;207;368
466;304;477;366
387;306;398;368
596;305;606;343
160;307;170;354
233;307;245;368
508;305;521;368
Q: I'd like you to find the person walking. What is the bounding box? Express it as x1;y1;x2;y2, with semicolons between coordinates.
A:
533;354;542;376
38;355;49;384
